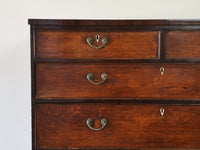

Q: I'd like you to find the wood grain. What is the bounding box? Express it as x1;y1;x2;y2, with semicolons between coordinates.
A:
29;19;166;26
36;30;159;59
166;31;200;58
36;64;200;100
28;19;200;26
30;20;200;150
36;103;200;149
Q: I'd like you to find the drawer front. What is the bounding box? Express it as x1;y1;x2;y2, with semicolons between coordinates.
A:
36;64;200;100
166;30;200;59
36;30;159;59
36;103;200;149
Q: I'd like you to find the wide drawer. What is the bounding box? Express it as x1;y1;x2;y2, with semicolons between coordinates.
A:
36;30;159;59
36;64;200;100
166;30;200;59
36;103;200;149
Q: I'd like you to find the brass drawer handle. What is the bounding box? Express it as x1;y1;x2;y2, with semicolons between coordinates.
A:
87;36;108;49
86;118;107;131
87;73;108;85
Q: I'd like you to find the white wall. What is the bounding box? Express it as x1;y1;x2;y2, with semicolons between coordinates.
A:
0;0;200;149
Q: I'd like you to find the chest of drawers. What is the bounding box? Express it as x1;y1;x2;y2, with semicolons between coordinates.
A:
29;19;200;150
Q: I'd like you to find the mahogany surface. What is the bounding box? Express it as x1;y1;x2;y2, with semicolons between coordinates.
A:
36;103;200;149
29;19;200;150
36;30;159;59
36;63;200;100
166;31;200;58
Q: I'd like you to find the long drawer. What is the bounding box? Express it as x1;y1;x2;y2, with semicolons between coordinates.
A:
36;64;200;100
36;103;200;149
35;30;159;59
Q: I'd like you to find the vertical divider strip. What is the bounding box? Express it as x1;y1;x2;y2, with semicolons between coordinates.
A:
157;30;161;59
160;27;166;61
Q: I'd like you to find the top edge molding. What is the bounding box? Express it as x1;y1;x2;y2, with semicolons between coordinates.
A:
28;19;200;26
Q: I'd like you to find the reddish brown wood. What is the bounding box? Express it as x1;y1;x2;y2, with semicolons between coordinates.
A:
36;103;200;149
36;30;159;59
166;31;200;58
36;64;200;100
30;20;200;150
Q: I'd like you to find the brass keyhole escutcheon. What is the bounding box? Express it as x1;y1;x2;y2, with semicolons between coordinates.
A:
160;108;165;117
160;67;164;76
87;35;108;49
96;34;100;43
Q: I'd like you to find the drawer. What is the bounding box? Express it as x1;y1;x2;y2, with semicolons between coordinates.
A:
36;103;200;149
166;30;200;59
36;64;200;100
36;30;159;59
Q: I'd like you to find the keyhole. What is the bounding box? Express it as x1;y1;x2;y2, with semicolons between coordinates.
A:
160;67;164;76
96;34;100;43
160;108;164;117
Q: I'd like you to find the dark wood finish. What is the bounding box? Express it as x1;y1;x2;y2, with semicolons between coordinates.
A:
36;103;200;149
30;25;36;149
29;19;166;26
36;30;159;59
159;29;166;59
35;58;200;63
29;19;200;26
167;20;200;25
36;63;200;100
166;31;200;58
34;148;198;150
35;99;200;105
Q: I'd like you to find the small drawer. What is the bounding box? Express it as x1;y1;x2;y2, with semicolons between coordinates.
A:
35;30;159;59
166;30;200;59
36;64;200;100
36;103;200;149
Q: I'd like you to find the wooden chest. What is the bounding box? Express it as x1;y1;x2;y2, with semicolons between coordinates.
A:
29;19;200;150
